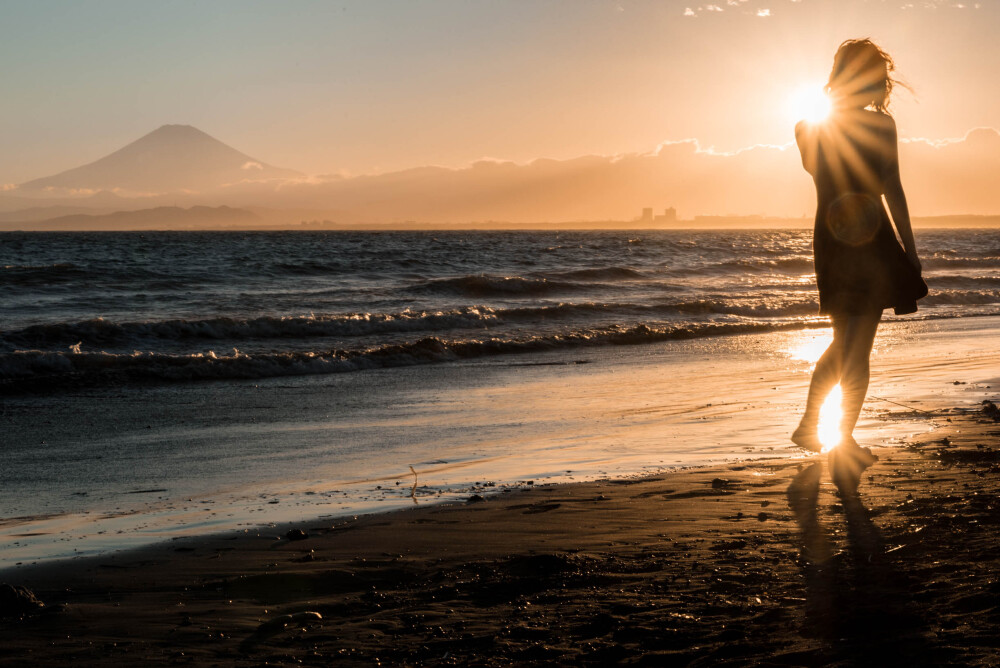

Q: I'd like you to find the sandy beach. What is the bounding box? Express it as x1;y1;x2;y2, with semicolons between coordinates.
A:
2;399;998;666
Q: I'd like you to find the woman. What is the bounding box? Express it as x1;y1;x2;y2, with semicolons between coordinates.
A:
791;39;927;458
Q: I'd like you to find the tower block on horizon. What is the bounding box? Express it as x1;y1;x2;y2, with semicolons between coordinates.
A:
639;207;678;225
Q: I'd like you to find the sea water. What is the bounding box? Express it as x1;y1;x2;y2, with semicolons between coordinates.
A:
2;229;998;384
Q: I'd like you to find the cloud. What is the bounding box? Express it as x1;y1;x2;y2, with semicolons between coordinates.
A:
13;128;998;222
44;186;100;196
1;183;18;191
683;7;696;16
241;161;264;171
240;126;999;221
901;1;981;7
900;127;997;148
756;8;771;17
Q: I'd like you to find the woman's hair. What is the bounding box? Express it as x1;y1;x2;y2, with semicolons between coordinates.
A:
826;38;901;113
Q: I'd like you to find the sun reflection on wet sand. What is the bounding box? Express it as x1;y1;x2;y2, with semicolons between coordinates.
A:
785;331;834;364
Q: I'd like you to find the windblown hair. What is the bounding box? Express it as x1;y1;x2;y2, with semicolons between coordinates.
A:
826;38;902;114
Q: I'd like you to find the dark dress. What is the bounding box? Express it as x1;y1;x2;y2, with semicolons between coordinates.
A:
796;110;927;316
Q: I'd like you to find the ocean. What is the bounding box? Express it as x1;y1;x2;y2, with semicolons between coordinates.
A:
2;228;999;566
3;229;998;388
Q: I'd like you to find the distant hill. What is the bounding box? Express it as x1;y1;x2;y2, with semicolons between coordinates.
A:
0;205;260;231
0;204;115;223
19;125;301;195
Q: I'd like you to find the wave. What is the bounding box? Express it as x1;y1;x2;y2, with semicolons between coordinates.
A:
0;262;87;285
667;299;820;317
923;256;1000;270
1;263;78;271
8;306;994;392
0;320;834;390
0;308;501;348
7;287;997;354
538;266;647;281
505;299;820;319
713;257;815;273
0;262;210;290
26;290;1000;352
409;274;595;297
0;297;829;351
925;275;1000;289
923;289;1000;306
269;260;345;276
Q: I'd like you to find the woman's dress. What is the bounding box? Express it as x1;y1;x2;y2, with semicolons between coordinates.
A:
796;109;927;316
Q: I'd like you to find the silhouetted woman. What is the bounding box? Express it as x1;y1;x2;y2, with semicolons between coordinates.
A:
791;39;926;458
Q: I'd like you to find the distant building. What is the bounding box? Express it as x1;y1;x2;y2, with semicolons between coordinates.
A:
637;206;679;225
654;207;677;224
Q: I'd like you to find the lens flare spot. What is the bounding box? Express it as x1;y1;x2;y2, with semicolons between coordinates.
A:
818;384;842;452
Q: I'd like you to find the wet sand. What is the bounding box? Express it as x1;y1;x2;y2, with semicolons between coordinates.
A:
2;403;999;666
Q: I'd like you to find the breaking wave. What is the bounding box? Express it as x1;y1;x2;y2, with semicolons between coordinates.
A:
0;308;500;348
923;289;1000;306
0;320;832;390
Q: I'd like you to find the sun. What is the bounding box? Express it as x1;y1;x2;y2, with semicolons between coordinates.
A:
787;82;832;125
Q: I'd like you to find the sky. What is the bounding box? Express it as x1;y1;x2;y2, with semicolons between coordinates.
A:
1;0;997;189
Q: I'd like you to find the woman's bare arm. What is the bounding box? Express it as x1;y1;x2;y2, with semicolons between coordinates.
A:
884;175;920;271
881;117;921;271
795;121;818;175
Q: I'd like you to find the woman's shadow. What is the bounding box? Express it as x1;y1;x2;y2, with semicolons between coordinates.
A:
786;450;936;665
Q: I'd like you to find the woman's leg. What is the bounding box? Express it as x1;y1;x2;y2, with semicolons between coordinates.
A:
792;311;881;450
837;312;882;441
792;323;847;450
796;339;843;428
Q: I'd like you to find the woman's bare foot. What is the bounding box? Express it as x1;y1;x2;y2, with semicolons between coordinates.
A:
839;436;878;465
791;424;823;452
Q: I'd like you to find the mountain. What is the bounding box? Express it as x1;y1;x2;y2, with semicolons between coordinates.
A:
0;205;260;231
19;125;301;195
0;204;116;223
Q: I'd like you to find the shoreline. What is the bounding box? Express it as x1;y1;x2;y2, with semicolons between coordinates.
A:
2;402;999;666
7;314;998;569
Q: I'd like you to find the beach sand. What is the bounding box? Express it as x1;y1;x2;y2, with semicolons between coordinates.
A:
1;402;998;666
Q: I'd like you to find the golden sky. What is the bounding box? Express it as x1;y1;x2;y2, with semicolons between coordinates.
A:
2;0;997;215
